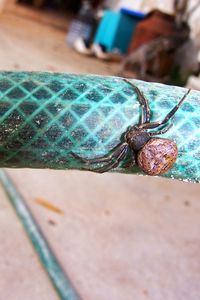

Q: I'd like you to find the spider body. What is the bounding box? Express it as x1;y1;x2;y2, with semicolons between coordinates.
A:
137;138;178;175
124;126;178;175
124;126;151;151
72;80;191;176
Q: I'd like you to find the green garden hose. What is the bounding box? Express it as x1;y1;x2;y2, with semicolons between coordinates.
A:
0;71;199;182
0;170;80;300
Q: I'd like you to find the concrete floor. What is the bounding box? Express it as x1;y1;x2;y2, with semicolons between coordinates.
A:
0;5;200;300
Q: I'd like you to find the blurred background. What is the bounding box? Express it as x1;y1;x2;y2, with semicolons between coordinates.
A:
0;0;200;86
0;1;200;300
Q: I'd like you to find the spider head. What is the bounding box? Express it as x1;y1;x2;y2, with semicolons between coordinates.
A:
125;126;151;152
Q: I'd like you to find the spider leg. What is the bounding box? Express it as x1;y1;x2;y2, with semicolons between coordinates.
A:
139;89;191;130
71;143;128;165
123;150;136;168
90;145;129;173
149;121;173;136
123;79;150;124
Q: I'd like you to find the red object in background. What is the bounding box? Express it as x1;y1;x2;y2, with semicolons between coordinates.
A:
129;10;176;52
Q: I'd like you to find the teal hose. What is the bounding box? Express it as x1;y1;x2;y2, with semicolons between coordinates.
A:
0;71;199;182
0;170;81;300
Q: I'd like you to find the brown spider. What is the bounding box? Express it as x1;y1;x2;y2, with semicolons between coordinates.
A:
72;80;191;175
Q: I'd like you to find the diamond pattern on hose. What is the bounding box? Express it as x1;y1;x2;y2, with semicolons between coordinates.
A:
0;71;199;182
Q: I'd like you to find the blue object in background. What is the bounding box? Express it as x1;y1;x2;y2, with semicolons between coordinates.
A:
120;8;145;19
94;9;145;54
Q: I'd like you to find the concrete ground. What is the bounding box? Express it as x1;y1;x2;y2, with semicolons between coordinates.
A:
0;4;200;300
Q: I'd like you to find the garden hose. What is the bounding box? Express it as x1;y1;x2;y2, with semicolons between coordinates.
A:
0;71;199;182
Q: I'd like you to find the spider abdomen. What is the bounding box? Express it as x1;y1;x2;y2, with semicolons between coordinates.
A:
137;138;178;176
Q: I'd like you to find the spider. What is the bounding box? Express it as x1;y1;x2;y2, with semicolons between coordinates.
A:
72;80;191;175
